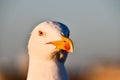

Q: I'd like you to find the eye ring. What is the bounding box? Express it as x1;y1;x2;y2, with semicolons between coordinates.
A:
38;30;44;36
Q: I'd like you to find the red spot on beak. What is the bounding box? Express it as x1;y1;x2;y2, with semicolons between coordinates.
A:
64;44;70;52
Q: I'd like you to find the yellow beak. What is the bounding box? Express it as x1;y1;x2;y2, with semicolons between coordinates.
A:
47;36;74;53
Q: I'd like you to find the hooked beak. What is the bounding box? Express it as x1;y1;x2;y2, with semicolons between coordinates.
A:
47;35;74;53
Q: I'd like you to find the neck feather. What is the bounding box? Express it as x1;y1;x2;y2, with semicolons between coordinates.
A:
27;55;69;80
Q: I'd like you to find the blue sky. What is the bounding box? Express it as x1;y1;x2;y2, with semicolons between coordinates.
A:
0;0;120;68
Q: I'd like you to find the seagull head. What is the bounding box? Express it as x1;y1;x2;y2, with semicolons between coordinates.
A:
28;21;74;61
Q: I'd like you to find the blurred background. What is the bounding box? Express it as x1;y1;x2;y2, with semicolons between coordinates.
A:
0;0;120;80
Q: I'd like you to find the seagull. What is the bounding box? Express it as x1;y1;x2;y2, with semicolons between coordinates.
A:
27;21;74;80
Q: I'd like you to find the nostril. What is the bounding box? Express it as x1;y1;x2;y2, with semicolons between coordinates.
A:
64;41;67;43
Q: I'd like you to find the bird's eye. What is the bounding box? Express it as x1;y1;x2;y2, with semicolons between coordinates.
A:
38;30;44;36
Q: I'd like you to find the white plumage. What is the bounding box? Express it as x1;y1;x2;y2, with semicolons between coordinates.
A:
27;21;74;80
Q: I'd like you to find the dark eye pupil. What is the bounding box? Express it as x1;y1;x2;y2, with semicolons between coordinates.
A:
39;31;43;36
40;31;42;34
